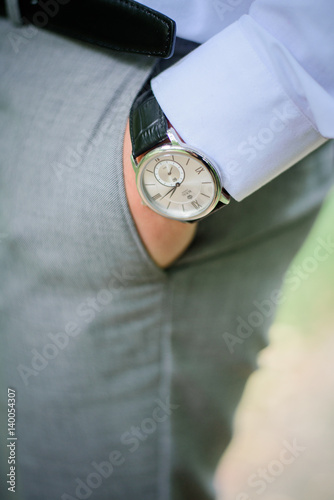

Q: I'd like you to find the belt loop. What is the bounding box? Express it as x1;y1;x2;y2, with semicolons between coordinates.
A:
5;0;22;24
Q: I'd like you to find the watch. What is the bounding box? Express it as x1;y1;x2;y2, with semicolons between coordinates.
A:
129;88;230;222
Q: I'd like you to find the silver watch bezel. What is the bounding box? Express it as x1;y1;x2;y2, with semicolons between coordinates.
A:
131;128;229;222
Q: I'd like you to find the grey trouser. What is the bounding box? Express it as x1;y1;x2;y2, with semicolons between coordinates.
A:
1;19;333;500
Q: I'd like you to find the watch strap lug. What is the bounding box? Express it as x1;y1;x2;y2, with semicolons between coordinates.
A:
131;153;139;172
167;128;182;146
219;188;231;205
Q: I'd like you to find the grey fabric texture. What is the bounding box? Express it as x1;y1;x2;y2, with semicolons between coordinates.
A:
1;18;334;500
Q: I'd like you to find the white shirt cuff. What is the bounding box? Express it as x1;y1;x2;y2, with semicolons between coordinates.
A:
151;21;327;201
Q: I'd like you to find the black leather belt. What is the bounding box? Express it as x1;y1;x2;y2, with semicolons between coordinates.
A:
0;0;176;58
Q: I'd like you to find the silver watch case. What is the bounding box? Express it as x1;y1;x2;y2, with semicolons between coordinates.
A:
131;127;230;222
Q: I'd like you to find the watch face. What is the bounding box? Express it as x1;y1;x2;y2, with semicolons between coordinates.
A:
136;146;221;221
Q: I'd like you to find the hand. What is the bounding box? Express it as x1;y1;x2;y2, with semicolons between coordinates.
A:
123;119;198;269
161;183;180;199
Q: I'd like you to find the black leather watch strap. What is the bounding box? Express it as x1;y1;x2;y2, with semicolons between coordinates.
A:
130;88;169;157
1;0;176;58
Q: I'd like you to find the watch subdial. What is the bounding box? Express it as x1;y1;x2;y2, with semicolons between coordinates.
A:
154;160;185;187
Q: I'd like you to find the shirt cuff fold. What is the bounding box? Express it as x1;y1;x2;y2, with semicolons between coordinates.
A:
151;21;326;201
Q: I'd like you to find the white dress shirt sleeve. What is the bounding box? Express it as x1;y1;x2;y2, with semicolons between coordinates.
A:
150;0;334;201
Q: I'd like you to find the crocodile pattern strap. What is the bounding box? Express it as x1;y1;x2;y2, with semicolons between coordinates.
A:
130;88;169;158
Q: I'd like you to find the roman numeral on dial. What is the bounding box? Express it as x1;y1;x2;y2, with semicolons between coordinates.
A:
195;166;205;175
152;193;161;201
191;200;202;209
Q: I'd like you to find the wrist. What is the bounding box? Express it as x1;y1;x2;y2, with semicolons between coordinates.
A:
123;119;198;268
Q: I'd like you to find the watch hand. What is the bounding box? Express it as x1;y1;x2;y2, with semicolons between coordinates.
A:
168;182;181;198
161;186;176;199
161;182;180;200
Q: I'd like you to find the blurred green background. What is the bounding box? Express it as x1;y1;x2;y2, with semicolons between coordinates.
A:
217;188;334;500
276;187;334;335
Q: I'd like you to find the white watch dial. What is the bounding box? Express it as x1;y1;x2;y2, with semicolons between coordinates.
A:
137;148;220;221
